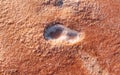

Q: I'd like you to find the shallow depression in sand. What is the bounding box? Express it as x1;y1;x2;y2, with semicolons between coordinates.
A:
44;24;85;45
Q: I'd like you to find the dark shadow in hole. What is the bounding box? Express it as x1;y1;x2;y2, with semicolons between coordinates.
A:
48;26;63;39
42;0;63;7
43;22;64;40
67;31;78;39
53;0;63;6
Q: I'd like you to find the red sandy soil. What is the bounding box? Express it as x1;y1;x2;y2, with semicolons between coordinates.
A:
0;0;120;75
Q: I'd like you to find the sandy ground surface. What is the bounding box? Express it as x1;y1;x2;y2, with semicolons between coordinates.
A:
0;0;120;75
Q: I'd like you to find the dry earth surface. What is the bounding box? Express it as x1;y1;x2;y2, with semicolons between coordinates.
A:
0;0;120;75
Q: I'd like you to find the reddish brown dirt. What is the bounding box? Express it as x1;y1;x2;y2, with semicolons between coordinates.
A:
0;0;120;75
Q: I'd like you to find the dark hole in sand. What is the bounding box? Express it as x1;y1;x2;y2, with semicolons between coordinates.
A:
48;27;63;39
44;24;64;40
53;0;63;6
43;0;63;6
